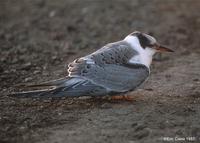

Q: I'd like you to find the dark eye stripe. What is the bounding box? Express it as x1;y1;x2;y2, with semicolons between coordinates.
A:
130;32;152;49
137;34;151;49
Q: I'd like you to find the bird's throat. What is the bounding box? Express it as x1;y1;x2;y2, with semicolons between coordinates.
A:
129;54;152;68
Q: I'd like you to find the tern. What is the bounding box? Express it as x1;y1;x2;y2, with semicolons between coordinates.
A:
11;31;173;99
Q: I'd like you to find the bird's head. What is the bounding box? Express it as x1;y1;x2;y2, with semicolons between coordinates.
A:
125;31;174;56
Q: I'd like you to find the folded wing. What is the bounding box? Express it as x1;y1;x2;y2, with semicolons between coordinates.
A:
69;41;149;93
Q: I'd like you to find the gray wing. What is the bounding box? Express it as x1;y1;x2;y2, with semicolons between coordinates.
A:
88;40;138;66
68;41;149;93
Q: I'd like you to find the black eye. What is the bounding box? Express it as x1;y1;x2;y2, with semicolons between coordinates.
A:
137;34;151;49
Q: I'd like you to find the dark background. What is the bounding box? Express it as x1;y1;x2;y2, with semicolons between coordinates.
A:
0;0;200;143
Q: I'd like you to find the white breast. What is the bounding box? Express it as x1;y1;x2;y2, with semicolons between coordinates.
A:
129;51;153;68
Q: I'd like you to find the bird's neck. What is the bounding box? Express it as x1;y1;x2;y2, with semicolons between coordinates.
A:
124;35;154;68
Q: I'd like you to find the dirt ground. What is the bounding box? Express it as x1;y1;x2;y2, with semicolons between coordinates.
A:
0;0;200;143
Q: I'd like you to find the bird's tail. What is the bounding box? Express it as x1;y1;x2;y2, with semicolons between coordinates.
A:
9;77;106;98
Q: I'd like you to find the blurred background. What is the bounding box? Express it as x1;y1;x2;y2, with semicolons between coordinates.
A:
0;0;200;143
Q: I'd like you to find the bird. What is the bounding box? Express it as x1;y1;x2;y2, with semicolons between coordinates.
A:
10;31;173;99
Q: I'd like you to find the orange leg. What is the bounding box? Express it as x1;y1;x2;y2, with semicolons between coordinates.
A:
110;95;134;101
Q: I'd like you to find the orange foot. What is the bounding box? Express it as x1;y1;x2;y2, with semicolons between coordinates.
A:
110;95;134;101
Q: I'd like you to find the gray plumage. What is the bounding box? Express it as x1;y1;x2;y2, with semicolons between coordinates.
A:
10;40;150;98
69;41;149;92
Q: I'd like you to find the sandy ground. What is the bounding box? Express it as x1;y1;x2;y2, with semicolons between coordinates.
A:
0;0;200;143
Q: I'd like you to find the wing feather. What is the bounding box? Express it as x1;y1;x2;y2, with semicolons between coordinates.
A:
68;40;149;93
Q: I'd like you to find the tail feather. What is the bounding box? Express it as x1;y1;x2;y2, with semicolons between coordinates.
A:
9;89;53;98
15;77;69;89
9;77;107;98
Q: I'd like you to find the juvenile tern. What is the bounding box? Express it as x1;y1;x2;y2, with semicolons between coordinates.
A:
11;31;173;99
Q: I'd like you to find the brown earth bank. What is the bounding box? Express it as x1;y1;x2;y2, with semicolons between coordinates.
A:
0;0;200;143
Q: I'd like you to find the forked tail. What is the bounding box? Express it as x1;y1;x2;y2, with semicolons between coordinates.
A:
9;77;107;98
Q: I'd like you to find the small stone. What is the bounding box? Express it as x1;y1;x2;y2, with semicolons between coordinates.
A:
19;126;26;130
33;70;41;74
49;10;56;18
24;77;33;82
52;55;57;60
21;62;32;70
